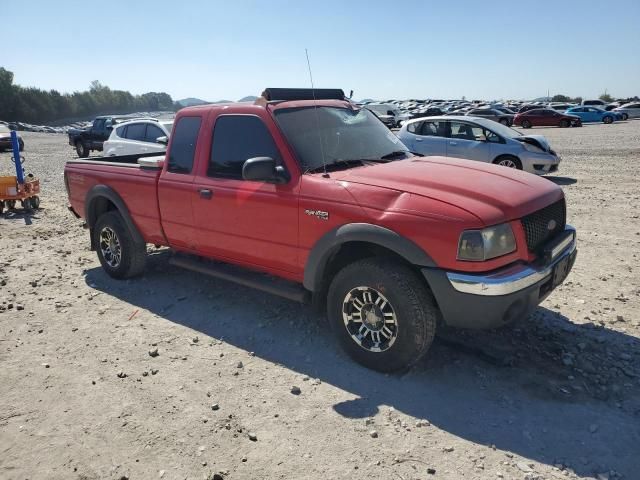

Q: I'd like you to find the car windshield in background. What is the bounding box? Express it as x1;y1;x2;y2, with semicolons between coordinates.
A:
161;122;174;134
0;125;10;133
274;106;408;172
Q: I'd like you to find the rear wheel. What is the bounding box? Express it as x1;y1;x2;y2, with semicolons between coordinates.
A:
30;196;40;209
621;113;628;120
493;155;522;170
93;211;146;279
327;258;438;372
521;119;532;129
559;119;569;128
76;141;89;158
499;118;509;125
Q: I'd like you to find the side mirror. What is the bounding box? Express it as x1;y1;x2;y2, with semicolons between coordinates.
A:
242;157;289;184
156;136;168;145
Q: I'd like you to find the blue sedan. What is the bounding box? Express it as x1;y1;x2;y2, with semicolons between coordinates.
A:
565;106;617;124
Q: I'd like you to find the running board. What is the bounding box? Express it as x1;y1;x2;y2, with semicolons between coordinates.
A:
169;254;310;303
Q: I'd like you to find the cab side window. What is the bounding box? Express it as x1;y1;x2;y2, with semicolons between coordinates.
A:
167;116;202;174
208;115;281;179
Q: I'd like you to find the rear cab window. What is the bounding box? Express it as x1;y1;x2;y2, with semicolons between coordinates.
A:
167;116;202;174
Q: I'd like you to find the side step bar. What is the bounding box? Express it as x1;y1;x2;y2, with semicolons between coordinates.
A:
169;254;310;303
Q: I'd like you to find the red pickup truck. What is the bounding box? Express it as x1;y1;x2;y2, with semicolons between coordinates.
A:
65;88;577;372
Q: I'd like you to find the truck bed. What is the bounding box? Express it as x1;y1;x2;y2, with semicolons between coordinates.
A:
65;153;167;246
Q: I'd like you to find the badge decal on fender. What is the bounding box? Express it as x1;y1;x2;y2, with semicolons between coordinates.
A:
305;209;329;221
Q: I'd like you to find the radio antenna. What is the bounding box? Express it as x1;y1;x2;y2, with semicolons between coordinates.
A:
305;48;328;177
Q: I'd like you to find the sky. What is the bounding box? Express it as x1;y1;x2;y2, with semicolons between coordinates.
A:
3;0;640;102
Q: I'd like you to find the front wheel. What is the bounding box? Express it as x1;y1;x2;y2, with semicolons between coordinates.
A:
521;119;532;129
494;155;522;170
621;113;628;120
327;258;438;372
603;116;613;124
559;119;569;128
93;211;146;279
499;118;509;125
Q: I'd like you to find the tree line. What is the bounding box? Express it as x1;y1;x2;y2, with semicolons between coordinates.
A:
0;67;177;124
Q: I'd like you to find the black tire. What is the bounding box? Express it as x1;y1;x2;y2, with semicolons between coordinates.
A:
30;196;40;209
621;113;628;121
0;202;4;215
521;119;532;129
493;155;523;170
6;200;16;210
19;140;24;152
76;141;89;158
22;198;32;211
327;258;438;372
93;211;146;279
559;119;569;128
603;116;613;124
499;118;509;125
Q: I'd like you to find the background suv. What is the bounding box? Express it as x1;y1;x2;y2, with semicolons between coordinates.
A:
103;118;173;156
397;116;561;175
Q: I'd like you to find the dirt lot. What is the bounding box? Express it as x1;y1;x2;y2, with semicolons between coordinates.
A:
1;122;639;480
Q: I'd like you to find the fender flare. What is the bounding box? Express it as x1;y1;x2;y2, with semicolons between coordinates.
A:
303;223;436;291
85;185;145;246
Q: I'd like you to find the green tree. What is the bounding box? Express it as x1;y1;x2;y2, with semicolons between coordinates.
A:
599;92;614;103
0;67;176;123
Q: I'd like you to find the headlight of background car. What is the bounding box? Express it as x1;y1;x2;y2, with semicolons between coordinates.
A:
457;223;516;261
522;142;546;154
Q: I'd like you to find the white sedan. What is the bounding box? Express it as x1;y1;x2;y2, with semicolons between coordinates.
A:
103;118;173;156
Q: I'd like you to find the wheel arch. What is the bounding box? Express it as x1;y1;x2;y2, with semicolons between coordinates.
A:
303;223;436;294
85;185;145;249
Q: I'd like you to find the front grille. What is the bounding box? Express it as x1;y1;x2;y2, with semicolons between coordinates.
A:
521;198;566;252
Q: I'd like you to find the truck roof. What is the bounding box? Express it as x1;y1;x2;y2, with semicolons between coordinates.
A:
179;88;352;116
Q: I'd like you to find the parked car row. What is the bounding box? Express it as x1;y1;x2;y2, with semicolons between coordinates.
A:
357;97;640;129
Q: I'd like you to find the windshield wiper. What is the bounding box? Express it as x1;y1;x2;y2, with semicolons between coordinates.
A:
379;150;410;160
305;159;367;174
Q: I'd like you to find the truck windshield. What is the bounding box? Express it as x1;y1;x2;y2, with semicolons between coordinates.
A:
274;106;409;172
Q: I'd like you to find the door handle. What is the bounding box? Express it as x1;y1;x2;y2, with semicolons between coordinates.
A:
198;188;213;199
449;141;457;145
415;138;423;142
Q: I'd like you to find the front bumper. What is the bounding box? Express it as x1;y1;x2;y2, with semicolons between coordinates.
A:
521;151;561;175
422;226;577;329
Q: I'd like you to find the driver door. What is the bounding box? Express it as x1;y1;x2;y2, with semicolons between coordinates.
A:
192;112;300;274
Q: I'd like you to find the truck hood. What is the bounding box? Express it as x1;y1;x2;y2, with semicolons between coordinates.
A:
332;156;563;226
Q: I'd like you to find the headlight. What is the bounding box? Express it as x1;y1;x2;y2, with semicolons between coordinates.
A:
522;142;546;154
457;223;516;261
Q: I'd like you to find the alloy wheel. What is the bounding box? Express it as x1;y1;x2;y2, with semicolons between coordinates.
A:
99;227;122;268
342;286;398;352
498;158;517;168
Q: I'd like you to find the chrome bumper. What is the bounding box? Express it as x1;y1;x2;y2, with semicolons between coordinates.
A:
447;226;576;296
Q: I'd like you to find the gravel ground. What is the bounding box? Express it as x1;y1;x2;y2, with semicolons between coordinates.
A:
1;122;639;480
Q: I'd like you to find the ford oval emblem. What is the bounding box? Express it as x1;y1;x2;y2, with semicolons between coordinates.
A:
547;219;557;231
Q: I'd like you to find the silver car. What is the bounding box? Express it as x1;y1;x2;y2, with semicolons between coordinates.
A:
397;116;561;175
613;102;640;119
